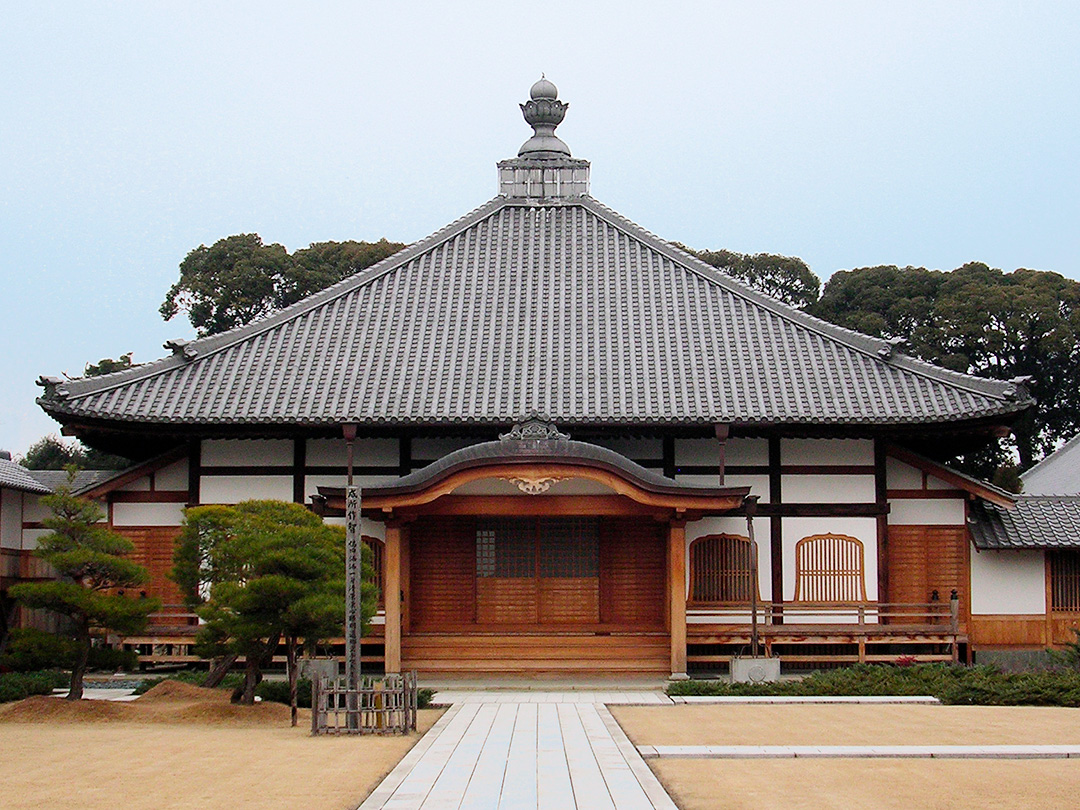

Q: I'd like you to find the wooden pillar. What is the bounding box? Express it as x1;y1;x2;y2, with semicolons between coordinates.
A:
384;523;402;674
668;519;688;679
768;436;784;624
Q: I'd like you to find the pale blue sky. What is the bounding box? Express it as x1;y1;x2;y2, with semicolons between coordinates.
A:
2;1;1078;456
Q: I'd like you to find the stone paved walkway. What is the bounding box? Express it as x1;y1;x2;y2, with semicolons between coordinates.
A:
358;693;678;810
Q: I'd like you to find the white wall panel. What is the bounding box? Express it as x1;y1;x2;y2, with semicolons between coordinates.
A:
970;549;1045;615
781;438;874;466
888;499;965;525
155;459;189;491
1;489;22;549
724;475;770;500
23;497;51;522
782;475;876;504
926;476;959;491
592;438;662;460
21;528;52;549
303;474;346;502
112;502;185;527
307;438;400;467
781;517;879;602
306;439;347;467
675;474;720;487
686;516;772;600
118;478;150;492
202;439;293;467
200;476;293;504
886;458;923;489
413;438;476;460
674;439;718;466
725;438;768;466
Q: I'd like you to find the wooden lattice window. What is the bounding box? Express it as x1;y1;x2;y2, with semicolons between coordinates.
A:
689;534;757;604
794;533;867;603
362;536;384;608
1050;550;1080;612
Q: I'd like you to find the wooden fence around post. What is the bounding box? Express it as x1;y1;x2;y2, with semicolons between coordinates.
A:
311;671;418;735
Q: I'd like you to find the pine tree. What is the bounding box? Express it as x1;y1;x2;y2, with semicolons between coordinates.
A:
9;469;160;699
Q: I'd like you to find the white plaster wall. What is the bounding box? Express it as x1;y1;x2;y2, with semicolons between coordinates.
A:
888;499;965;525
781;517;879;603
674;439;718;466
886;458;923;489
970;549;1046;615
200;476;293;504
308;438;400;467
724;474;770;501
118;478;150;491
303;474;346;502
112;502;186;527
21;528;52;549
592;437;662;460
725;438;768;466
675;474;720;487
1;489;22;549
155;459;189;491
782;475;876;504
302;473;402;503
320;517;385;541
686;516;772;601
306;439;348;466
926;477;958;491
781;438;874;466
23;497;51;523
412;437;476;460
202;439;293;467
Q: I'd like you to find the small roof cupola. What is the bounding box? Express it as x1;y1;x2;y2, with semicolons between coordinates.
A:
498;76;590;200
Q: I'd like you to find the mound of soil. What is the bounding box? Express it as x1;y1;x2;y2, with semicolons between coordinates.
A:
137;679;222;703
0;695;130;723
0;679;296;726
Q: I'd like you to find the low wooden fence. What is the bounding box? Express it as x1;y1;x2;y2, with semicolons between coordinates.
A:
311;672;419;735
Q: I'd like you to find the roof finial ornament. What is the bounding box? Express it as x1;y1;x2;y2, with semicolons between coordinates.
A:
518;76;571;157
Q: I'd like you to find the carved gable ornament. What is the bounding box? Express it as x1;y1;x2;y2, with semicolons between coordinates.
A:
499;418;570;442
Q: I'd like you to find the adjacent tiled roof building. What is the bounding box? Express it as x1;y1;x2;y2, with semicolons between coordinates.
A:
1021;433;1080;495
970;496;1080;550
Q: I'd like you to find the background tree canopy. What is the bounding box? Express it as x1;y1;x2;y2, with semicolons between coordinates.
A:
677;246;821;310
812;263;1080;471
19;435;129;471
160;234;405;336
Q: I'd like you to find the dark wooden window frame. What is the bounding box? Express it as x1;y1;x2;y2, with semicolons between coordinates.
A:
687;533;759;606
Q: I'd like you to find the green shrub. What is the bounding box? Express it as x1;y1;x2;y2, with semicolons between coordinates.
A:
668;663;1080;707
0;629;76;672
417;687;435;709
255;678;312;708
0;670;68;703
86;645;140;673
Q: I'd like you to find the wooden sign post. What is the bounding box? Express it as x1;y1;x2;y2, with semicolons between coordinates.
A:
344;484;362;727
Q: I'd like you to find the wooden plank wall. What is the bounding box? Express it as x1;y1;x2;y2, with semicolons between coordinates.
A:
599;520;665;627
409;517;476;630
118;526;185;614
887;525;967;606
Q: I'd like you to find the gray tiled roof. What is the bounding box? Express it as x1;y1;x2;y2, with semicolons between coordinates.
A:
0;460;52;494
39;195;1031;429
970;496;1080;549
1021;433;1080;495
27;469;115;495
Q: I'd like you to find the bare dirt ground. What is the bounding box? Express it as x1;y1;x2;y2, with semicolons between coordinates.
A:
612;704;1080;810
0;681;442;810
